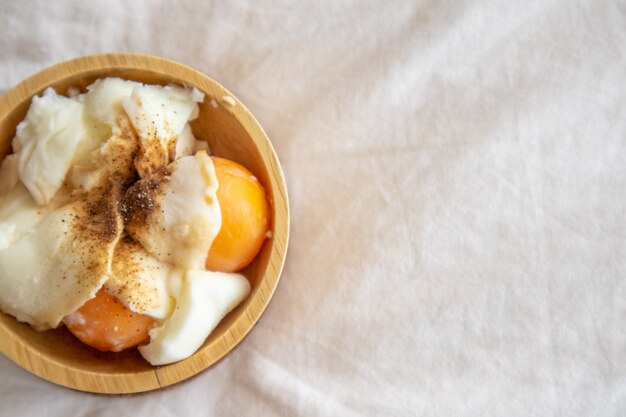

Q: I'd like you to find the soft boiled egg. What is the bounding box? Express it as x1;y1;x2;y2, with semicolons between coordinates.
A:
63;153;254;363
0;77;267;366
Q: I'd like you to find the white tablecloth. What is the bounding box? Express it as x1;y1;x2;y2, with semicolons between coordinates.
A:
1;1;624;416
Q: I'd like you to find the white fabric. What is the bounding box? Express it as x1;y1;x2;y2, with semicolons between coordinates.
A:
1;1;625;415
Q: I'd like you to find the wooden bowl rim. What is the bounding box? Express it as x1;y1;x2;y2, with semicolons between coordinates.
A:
0;53;289;394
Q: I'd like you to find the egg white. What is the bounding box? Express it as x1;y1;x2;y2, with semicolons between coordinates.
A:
0;78;250;365
13;88;87;205
139;270;250;366
124;151;222;270
0;192;123;330
106;238;178;320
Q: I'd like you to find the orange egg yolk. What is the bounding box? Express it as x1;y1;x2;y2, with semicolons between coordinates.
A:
206;156;270;272
63;288;155;352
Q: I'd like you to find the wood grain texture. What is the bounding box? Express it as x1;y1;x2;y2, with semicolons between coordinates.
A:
0;54;289;394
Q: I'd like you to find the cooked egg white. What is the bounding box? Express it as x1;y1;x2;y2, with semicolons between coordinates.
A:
123;151;222;270
13;88;87;205
0;155;61;250
106;238;178;320
123;83;204;178
70;78;206;190
139;270;250;366
0;183;62;251
83;77;142;126
0;190;123;330
0;77;252;365
176;123;210;158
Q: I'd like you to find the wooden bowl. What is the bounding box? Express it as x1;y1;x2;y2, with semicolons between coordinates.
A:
0;54;289;394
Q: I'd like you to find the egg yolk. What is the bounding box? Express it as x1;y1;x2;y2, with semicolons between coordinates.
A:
63;288;155;352
206;157;270;272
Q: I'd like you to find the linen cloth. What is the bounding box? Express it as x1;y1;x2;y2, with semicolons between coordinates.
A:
0;1;625;416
